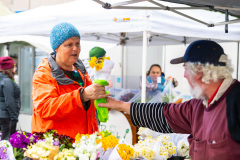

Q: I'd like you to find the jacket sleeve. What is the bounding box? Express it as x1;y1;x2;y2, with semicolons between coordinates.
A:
2;79;19;122
32;70;84;120
163;100;193;134
226;82;240;142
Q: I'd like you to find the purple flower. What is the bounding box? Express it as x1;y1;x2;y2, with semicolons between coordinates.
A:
53;140;59;146
0;146;8;159
9;131;38;149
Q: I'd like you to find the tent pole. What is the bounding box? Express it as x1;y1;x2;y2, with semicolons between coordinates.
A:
121;44;127;88
141;30;147;103
237;42;240;80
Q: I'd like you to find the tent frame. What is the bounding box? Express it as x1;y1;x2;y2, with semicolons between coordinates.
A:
93;0;240;32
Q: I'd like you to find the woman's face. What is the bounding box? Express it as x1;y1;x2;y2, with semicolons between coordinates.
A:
149;66;161;82
55;36;81;69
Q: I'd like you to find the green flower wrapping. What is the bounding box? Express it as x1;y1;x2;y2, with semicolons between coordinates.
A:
94;79;109;122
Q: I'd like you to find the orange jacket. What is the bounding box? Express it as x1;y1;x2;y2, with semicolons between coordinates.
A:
31;56;98;138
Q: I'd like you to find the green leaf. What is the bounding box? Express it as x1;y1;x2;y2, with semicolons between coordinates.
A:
59;144;66;151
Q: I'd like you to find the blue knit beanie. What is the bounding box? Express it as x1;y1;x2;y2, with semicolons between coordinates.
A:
50;22;81;52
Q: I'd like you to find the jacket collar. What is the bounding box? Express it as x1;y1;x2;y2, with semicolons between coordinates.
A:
203;76;234;107
0;72;9;80
48;53;86;85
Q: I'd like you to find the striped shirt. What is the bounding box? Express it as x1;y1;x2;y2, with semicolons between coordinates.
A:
130;102;173;133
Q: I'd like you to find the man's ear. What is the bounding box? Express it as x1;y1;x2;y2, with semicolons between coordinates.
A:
195;71;203;80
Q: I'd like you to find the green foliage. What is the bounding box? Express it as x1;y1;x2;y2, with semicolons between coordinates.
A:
13;148;24;160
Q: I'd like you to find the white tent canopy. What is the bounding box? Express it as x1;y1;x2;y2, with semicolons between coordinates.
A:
0;0;240;102
0;0;240;45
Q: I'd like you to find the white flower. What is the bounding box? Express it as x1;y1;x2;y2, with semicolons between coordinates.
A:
177;140;189;157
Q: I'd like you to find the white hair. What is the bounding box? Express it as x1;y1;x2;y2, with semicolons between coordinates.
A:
186;54;234;84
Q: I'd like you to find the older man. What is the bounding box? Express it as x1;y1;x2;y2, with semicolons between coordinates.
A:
99;40;240;160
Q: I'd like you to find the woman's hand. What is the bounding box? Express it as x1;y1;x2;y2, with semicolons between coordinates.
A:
98;97;131;114
82;83;110;101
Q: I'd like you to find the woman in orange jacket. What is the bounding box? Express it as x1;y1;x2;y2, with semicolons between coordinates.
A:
31;23;109;139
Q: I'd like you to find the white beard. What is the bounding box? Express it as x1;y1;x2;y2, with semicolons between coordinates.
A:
189;80;205;100
190;85;204;99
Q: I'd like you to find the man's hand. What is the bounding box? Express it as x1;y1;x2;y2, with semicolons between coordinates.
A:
98;97;131;114
82;83;110;101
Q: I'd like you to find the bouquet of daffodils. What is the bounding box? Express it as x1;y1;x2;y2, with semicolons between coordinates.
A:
133;136;156;160
88;56;114;122
155;135;176;159
108;139;134;160
73;132;102;160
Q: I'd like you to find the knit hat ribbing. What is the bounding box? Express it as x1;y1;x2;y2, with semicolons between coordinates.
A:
0;56;15;70
50;22;81;52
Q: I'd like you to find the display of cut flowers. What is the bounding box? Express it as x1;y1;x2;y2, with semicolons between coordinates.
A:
1;129;190;160
88;56;114;123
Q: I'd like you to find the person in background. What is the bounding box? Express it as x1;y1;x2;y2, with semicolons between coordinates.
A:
140;64;178;92
99;40;240;159
31;23;109;139
0;56;20;140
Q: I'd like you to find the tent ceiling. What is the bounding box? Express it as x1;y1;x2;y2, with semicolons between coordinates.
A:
93;0;240;32
0;0;239;46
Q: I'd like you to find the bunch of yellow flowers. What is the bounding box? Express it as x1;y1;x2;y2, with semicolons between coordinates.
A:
88;57;110;71
133;144;155;160
117;144;134;160
159;142;176;159
96;135;119;150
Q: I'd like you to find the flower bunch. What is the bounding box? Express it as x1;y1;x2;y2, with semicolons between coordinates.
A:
24;136;59;160
9;131;38;149
96;135;119;151
73;132;102;160
133;136;156;160
9;131;38;160
159;141;176;159
88;57;110;71
177;140;189;157
0;145;8;159
34;129;74;149
157;135;176;159
0;140;11;159
133;144;155;160
54;148;76;160
117;144;134;160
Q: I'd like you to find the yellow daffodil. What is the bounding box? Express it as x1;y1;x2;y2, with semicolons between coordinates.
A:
96;135;119;150
95;63;103;71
